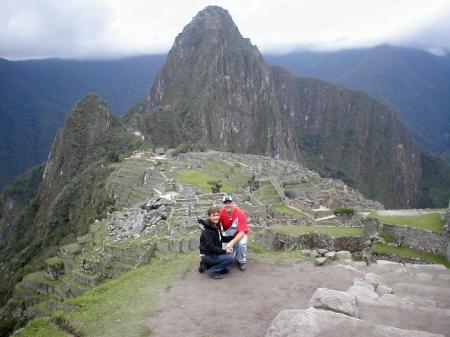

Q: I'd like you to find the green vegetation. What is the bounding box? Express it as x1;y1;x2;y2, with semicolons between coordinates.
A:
369;211;444;232
379;230;396;243
372;244;450;268
13;318;66;337
17;254;197;337
334;207;355;216
247;174;260;193
175;169;235;192
248;239;311;262
207;180;222;193
271;225;363;237
271;203;303;217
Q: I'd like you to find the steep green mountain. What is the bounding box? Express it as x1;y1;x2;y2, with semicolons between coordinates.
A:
127;6;450;208
0;55;164;189
266;46;450;160
0;94;144;331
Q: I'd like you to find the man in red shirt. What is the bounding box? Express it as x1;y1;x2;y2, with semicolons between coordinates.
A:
219;195;249;271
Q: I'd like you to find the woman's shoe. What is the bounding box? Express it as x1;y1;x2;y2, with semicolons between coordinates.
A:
198;261;205;273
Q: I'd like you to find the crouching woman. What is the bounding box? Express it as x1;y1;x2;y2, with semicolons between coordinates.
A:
198;207;234;279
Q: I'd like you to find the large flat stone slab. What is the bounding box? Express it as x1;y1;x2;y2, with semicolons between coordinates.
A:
265;308;444;337
310;288;359;318
358;301;450;336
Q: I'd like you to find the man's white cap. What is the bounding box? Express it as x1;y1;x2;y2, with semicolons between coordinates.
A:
223;195;233;203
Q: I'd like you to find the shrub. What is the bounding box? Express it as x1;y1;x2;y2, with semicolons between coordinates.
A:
334;207;355;217
207;180;222;193
247;174;260;193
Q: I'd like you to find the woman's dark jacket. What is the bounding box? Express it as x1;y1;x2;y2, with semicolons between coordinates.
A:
198;219;232;255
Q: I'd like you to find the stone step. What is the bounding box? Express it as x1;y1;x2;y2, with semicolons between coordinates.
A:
357;300;450;336
392;283;450;308
265;307;444;337
69;269;102;287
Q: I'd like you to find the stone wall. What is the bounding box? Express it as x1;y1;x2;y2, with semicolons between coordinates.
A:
255;231;365;252
363;218;448;256
444;210;450;260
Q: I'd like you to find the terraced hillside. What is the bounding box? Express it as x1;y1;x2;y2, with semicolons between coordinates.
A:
4;150;449;336
2;150;384;332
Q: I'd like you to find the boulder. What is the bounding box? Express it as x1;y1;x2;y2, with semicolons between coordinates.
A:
353;278;375;291
310;288;359;318
317;248;328;256
336;250;352;260
315;257;327;266
310;250;320;258
301;249;311;256
324;251;336;261
347;285;379;302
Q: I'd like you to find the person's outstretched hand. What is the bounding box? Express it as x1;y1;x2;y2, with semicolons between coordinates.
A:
226;246;234;254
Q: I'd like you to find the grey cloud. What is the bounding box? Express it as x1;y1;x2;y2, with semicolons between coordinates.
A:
0;0;114;59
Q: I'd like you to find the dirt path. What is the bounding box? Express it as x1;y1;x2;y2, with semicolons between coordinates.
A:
145;259;366;337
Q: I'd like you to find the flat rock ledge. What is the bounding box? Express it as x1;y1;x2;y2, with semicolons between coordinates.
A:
265;308;444;337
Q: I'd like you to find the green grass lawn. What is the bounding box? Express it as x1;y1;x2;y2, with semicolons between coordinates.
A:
175;169;236;193
372;243;450;268
271;202;303;217
369;212;444;232
271;225;363;237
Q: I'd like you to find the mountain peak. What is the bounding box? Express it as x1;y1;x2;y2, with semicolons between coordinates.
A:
187;6;240;36
143;5;262;111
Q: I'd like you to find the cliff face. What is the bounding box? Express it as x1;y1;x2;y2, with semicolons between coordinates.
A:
128;6;440;208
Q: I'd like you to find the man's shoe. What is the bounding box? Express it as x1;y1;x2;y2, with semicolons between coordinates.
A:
220;267;230;274
239;262;247;271
210;273;223;279
198;261;204;273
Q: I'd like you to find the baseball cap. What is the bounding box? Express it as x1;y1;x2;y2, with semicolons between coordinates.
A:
223;195;233;203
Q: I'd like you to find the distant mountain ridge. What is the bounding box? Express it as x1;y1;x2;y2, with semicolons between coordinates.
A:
1;46;449;190
266;45;450;160
0;55;165;189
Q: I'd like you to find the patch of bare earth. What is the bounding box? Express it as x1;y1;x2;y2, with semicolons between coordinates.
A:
145;260;365;337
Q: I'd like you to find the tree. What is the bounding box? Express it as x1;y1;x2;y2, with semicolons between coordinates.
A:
247;174;260;193
207;180;222;193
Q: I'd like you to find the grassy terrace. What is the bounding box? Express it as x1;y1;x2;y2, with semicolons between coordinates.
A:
15;254;197;337
205;160;248;185
271;225;363;237
369;212;444;232
13;318;66;337
175;168;236;193
271;202;303;217
372;244;450;268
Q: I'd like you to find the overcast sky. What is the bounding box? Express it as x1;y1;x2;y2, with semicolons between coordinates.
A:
1;0;450;60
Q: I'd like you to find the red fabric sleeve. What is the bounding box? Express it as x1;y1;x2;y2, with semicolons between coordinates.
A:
236;208;249;234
